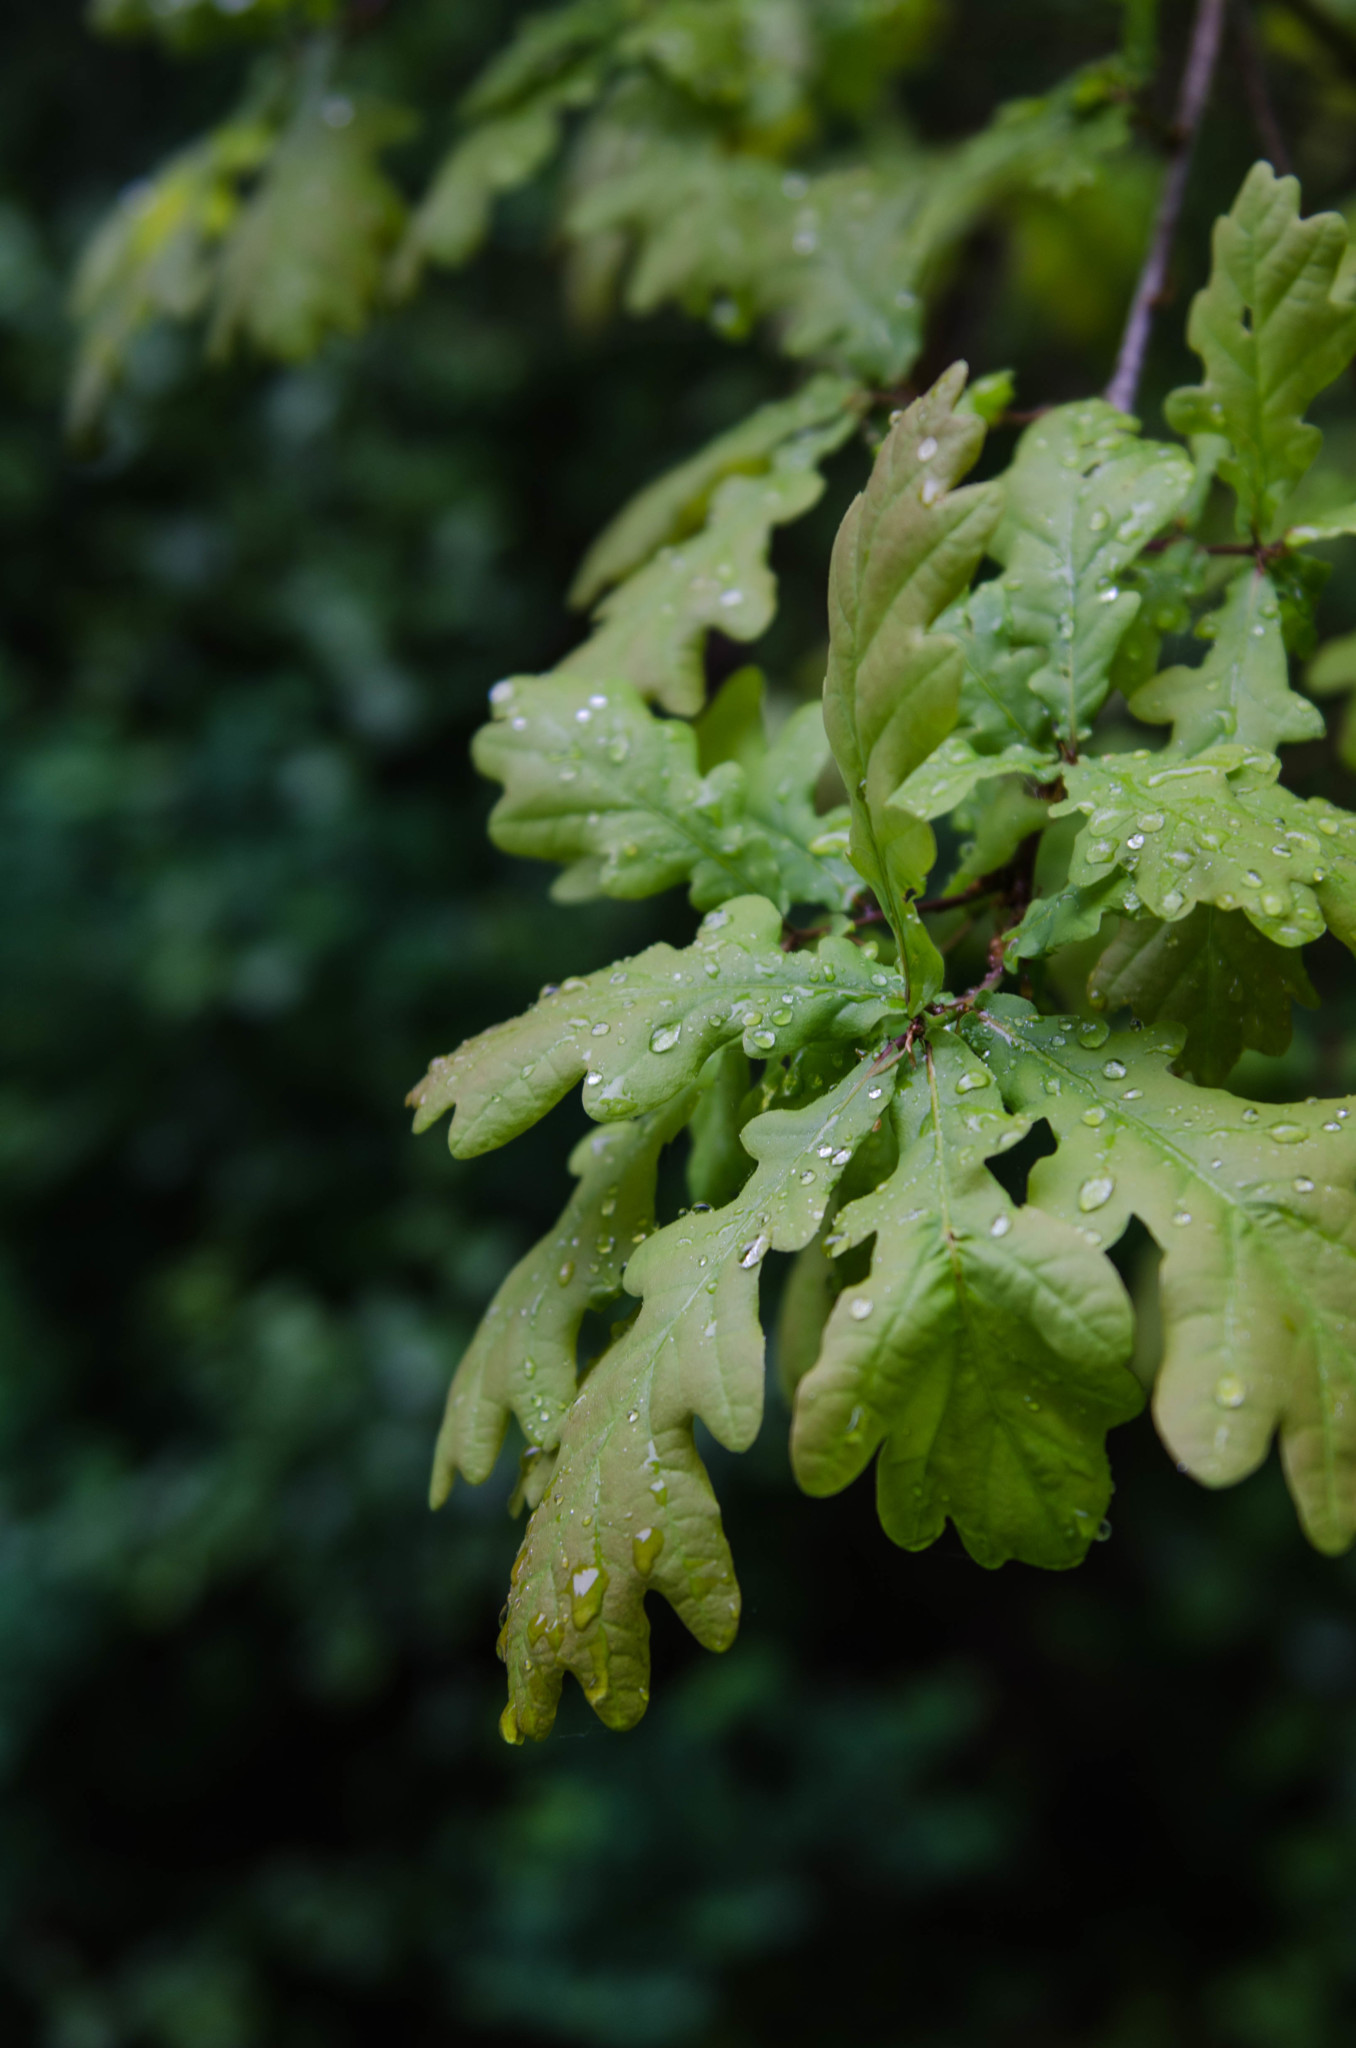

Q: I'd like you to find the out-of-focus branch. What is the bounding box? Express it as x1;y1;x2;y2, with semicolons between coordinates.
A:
1105;0;1228;417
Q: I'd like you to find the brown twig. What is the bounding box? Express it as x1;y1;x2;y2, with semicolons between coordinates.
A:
1235;1;1292;174
915;876;1002;917
1105;0;1229;417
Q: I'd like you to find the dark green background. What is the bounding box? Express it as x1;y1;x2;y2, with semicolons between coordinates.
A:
5;3;1356;2041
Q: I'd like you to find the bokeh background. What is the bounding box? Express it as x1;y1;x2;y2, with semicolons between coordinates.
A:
7;2;1356;2042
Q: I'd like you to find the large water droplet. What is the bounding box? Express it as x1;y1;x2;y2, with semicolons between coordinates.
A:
1214;1375;1246;1410
956;1070;991;1093
1102;1059;1127;1080
1269;1122;1306;1144
650;1023;682;1053
738;1235;770;1269
570;1564;606;1630
849;1296;873;1320
632;1527;664;1577
1078;1175;1115;1212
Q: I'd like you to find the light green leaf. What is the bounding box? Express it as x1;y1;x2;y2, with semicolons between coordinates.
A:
686;1044;754;1210
991;400;1193;744
499;1055;901;1738
562;459;829;716
694;664;768;773
1056;745;1355;949
565;64;1133;385
944;778;1052;897
792;1031;1139;1568
407;894;903;1158
393;103;566;293
460;0;627;119
1108;537;1208;701
969;999;1356;1555
1089;908;1317;1087
957;368;1016;426
68;117;275;437
1308;628;1356;771
823;364;1002;984
1006;873;1123;961
898;731;1055;821
209;87;412;362
1129;567;1323;755
473;673;857;914
571;375;860;609
1286;503;1356;546
430;1090;697;1505
942;579;1048;751
1164;163;1356;537
776;1236;841;1403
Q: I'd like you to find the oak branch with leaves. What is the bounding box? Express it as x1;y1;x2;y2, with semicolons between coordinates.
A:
401;159;1356;1743
73;1;1356;1742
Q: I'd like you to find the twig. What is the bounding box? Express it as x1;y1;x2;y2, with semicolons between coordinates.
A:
1235;0;1292;174
1105;0;1229;417
915;877;1002;917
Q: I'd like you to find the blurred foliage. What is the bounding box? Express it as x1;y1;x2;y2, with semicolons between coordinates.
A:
2;0;1356;2042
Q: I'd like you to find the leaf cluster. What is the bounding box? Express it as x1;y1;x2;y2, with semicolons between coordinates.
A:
73;0;1137;428
399;156;1356;1738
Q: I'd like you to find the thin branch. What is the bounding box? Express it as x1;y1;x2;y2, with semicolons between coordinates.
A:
1105;0;1229;417
1235;0;1292;174
915;877;1001;917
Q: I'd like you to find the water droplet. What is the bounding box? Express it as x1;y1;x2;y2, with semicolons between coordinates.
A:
719;587;744;608
990;1214;1011;1237
557;1259;576;1286
738;1235;770;1269
632;1527;664;1577
956;1070;992;1093
1126;832;1146;851
917;435;939;461
650;1023;682;1053
1089;509;1110;533
921;476;942;505
1171;1210;1192;1227
1078;1175;1115;1212
1079;1020;1110;1049
748;1029;777;1052
590;1021;610;1036
1293;1176;1315;1193
1102;1059;1127;1080
1082;1106;1107;1127
1214;1375;1246;1410
1095;1519;1112;1543
570;1564;605;1630
1243;869;1263;888
1269;1122;1306;1144
849;1296;873;1320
